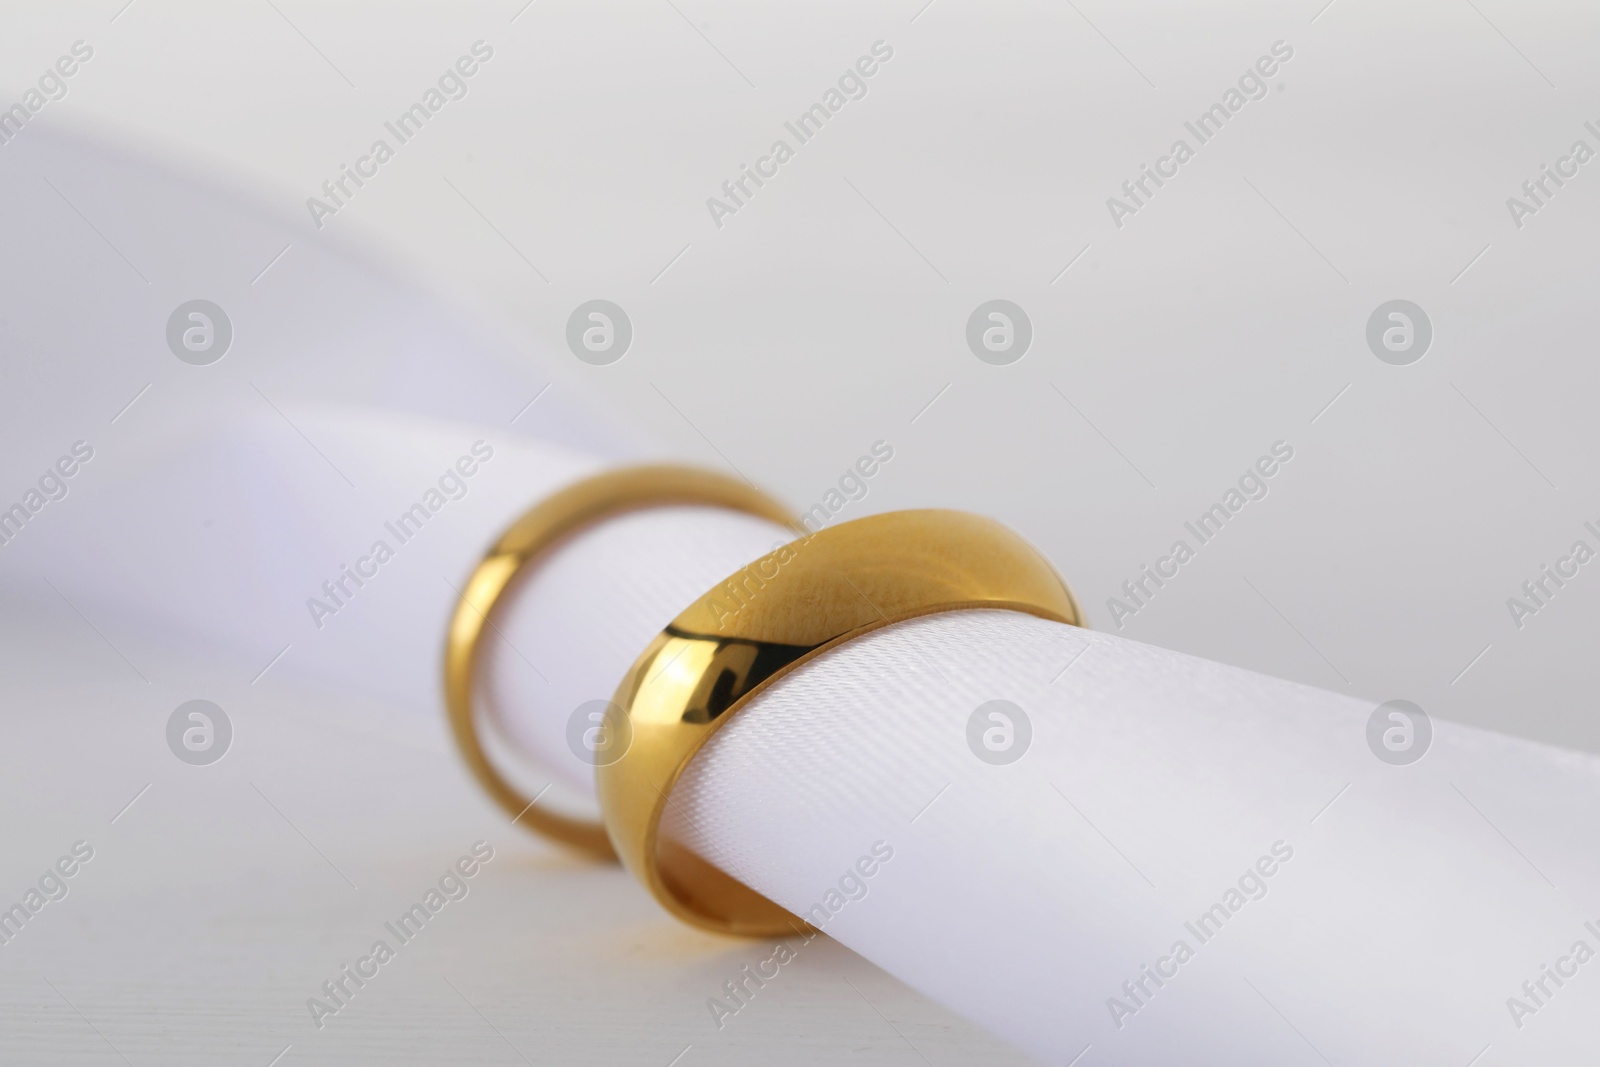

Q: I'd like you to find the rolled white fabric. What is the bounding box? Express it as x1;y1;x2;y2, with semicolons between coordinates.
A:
22;407;1600;1064
668;612;1600;1064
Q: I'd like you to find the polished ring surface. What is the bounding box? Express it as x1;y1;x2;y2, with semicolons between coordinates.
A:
597;508;1082;936
443;464;795;859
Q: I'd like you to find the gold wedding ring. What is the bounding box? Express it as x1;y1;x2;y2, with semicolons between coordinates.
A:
443;465;794;859
597;508;1082;936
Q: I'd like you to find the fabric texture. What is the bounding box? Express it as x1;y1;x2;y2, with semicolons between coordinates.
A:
661;610;1600;1064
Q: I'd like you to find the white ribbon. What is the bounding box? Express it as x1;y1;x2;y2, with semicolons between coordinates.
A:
9;128;1599;1065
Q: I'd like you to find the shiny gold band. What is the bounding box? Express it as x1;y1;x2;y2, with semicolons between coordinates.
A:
443;465;794;859
597;508;1082;936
